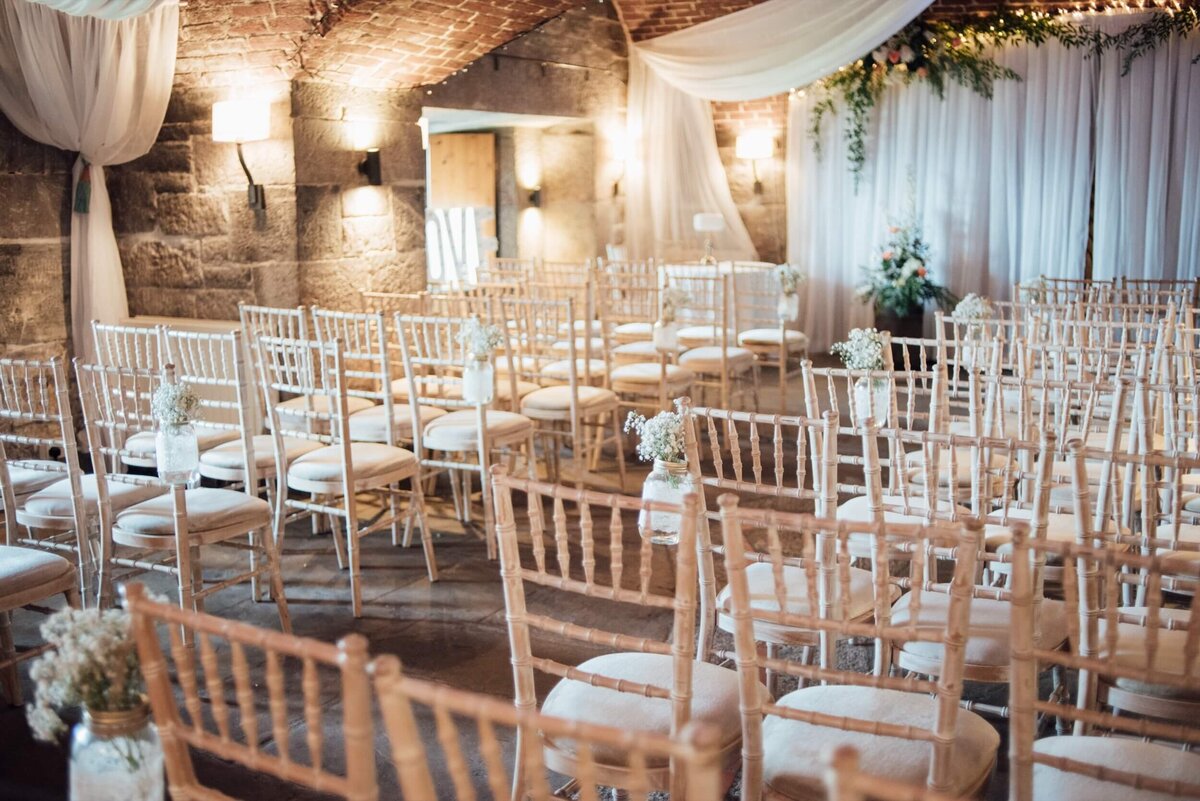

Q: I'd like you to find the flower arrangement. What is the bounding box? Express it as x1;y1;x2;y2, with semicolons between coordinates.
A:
855;218;955;317
776;263;807;295
457;317;504;358
830;328;886;371
953;292;994;321
151;380;199;428
660;288;691;323
1019;275;1049;304
624;400;686;464
27;606;144;749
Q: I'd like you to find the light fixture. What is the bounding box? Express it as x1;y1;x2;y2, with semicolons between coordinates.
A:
528;186;542;208
692;212;725;266
212;99;270;210
736;129;776;194
358;148;382;185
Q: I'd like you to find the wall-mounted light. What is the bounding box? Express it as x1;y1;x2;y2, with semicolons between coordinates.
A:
735;129;776;195
212;99;270;210
359;148;382;185
527;186;542;208
693;212;725;266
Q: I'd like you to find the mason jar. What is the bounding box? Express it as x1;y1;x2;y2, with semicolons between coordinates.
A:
638;459;695;545
70;705;164;801
154;423;199;485
462;353;495;404
852;377;890;427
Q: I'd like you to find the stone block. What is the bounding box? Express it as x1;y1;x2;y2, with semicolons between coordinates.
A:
122;240;203;289
194;288;253;321
300;260;359;309
391;186;425;250
107;170;158;235
0;243;68;347
135;141;192;173
202;264;253;289
201;237;231;262
253;261;300;307
378;125;426;184
226;187;297;263
158;193;229;236
296;185;343;262
195;136;295;189
0;175;69;239
292;118;360;185
165;87;220;125
129;287;196;318
341;186;389;218
342;215;393;257
151;172;195;194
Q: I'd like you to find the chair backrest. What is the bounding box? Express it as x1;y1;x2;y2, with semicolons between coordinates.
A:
718;497;984;799
1007;510;1200;801
371;655;724;801
239;303;309;342
123;583;377;801
357;289;425;315
0;357;86;545
662;270;728;337
477;256;534;285
74;361;163;484
730;261;785;332
92;320;167;371
498;296;586;392
824;745;973;801
490;468;701;765
311;308;396;445
595;267;660;328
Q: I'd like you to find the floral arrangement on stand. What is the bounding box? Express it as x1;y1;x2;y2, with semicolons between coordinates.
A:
805;6;1200;181
152;375;201;485
458;317;505;404
626;400;693;545
776;264;807;321
855;218;956;318
831;328;892;426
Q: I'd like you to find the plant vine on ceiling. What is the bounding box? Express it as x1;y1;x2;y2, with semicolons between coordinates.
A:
806;5;1200;183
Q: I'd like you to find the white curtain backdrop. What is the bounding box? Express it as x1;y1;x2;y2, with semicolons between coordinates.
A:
624;0;931;261
0;0;178;360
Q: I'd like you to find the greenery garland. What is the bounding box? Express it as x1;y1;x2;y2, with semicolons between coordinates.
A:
807;6;1200;183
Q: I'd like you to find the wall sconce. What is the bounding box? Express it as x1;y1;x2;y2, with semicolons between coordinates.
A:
359;148;382;185
735;129;775;194
212;99;270;210
527;187;542;208
693;212;725;266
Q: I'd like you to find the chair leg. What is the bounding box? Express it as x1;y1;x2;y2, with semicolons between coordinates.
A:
611;410;628;493
189;544;204;614
0;612;20;705
346;509;364;619
411;476;438;582
480;458;496;561
262;526;292;634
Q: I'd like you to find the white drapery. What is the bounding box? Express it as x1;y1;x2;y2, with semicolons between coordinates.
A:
0;0;178;359
624;0;931;261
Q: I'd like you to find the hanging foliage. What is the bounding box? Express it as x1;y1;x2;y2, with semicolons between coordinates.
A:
807;6;1200;183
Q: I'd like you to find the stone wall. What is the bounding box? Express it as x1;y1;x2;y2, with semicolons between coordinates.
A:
0;115;72;360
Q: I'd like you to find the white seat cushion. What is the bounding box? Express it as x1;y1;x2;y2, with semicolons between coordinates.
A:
124;428;240;462
540;358;607;382
903;448;1014;494
737;328;809;350
761;686;999;800
676;324;725;346
278;394;373;417
1;461;66;509
0;545;75;605
716;562;898;644
539;651;765;768
1179;473;1200;513
611;341;663;363
678;346;755;372
610;363;694;386
836;495;970;557
892;589;1068;668
494;355;538;374
289;443;418;488
1032;737;1200;801
1097;607;1200;700
987;509;1079;552
199;434;322;473
612;321;653;340
551;337;604;355
421;410;533;452
521;386;617;413
392;378;539;402
347;404;447;443
115;488;270;537
21;475;165;523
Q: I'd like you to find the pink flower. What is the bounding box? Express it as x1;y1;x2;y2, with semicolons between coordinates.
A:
888;226;900;234
882;250;895;261
916;66;928;78
916;267;927;277
951;37;963;48
888;50;901;64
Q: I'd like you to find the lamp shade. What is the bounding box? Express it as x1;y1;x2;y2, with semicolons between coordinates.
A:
212;100;270;144
693;212;726;233
735;129;775;161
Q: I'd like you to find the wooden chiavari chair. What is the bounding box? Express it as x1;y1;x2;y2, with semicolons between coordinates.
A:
731;262;809;415
1119;275;1200;309
490;468;754;796
124;582;375;801
394;313;536;560
92;319;167;372
372;655;725;801
719;499;999;801
824;745;974;801
1014;277;1112;306
477;256;535;285
0;541;79;704
668;272;758;410
1007;504;1200;801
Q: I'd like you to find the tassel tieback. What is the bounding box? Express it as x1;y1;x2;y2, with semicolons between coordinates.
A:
74;159;92;214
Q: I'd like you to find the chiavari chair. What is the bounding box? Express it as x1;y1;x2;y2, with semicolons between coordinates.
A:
490;468;755;796
1007;506;1200;801
823;745;975;801
502;296;626;490
527;279;608;386
0;541;79;704
91;320;167;372
2;357;94;599
79;362;289;628
731;262;809;415
477;256;535;285
124;582;374;801
667;272;758;410
394;313;536;560
372;655;725;801
1119;275;1200;309
719;499;999;800
1014;276;1113;306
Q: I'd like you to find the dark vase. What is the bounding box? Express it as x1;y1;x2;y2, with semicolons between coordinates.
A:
874;306;925;367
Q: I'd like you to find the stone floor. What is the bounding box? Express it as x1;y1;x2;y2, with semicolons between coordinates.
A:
0;362;1015;800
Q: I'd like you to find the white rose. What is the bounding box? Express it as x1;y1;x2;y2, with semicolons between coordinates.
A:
900;45;915;63
872;47;889;64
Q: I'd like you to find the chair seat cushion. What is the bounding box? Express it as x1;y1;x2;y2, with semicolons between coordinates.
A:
1098;607;1200;700
987;509;1079;552
421;410;533;452
903;449;1014;493
610;363;694;386
539;651;764;768
761;686;999;800
551;337;604;356
676;324;725;346
678;346;755;373
0;545;75;606
612;321;653;341
737;328;809;349
200;434;322;473
521;386;617;413
347;404;447;443
892;589;1068;668
278;394;374;417
115;488;270;537
1032;737;1200;801
124;428;240;462
540;359;607;382
392;378;539;402
21;475;166;523
716;562;898;644
611;341;664;363
836;495;970;557
1;461;65;507
289;443;418;488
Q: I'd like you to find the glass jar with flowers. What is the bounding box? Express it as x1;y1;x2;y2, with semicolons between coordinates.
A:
457;317;505;405
654;288;690;352
831;328;891;427
951;292;994;370
625;400;693;545
776;263;806;322
151;367;200;486
28;605;164;801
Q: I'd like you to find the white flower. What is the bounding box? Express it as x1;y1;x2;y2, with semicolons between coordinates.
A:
830;328;886;371
152;381;199;427
624;400;686;463
902;258;922;277
872;47;889;64
900;44;915;63
953;292;994;321
854;285;872;300
457;316;504;358
660;288;691;323
775;263;807;295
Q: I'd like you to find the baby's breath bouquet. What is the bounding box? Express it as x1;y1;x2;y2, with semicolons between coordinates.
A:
151;380;199;428
953;292;993;321
830;328;886;371
458;316;504;359
628;400;693;544
776;263;807;295
625;401;686;465
660;288;690;324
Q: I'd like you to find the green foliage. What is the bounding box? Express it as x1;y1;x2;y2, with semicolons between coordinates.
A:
856;217;957;317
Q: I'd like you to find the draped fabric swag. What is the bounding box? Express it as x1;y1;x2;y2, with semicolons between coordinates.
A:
623;0;931;261
0;0;178;360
